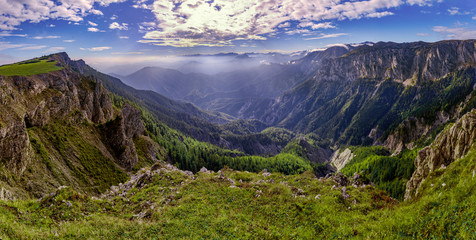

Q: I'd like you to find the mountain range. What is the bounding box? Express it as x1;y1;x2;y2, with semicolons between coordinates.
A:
0;39;475;238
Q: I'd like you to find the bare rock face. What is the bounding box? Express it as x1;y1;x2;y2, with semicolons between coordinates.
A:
405;109;476;200
103;103;145;170
0;120;31;174
0;53;115;176
330;148;354;171
315;40;476;84
383;111;451;153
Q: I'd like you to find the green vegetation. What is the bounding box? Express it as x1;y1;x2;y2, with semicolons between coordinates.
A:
28;121;128;194
0;59;63;76
0;145;475;239
341;146;416;200
110;93;314;175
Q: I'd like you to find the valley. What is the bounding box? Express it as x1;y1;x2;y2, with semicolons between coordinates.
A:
0;39;475;239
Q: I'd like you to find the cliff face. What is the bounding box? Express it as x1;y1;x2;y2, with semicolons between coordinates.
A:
315;40;476;84
103;103;145;170
238;40;476;150
405;109;476;200
0;53;156;198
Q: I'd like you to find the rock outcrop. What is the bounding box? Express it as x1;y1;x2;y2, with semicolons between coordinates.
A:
0;53;150;198
330;148;354;171
0;54;114;175
405;109;476;200
315;40;476;84
103;103;145;170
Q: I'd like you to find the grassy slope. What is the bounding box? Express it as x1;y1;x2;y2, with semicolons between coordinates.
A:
340;146;416;200
0;145;474;239
0;59;63;76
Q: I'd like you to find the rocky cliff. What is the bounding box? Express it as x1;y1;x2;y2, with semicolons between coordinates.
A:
315;40;476;84
405;109;476;200
238;40;476;149
0;53;158;198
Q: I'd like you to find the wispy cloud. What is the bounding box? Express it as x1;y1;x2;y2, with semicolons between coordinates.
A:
32;36;60;40
0;32;27;37
18;45;47;50
88;27;105;32
80;46;112;51
433;26;476;39
88;21;98;27
298;22;335;30
109;22;128;30
119;36;129;39
63;40;75;43
0;0;125;30
416;33;429;36
366;11;394;18
407;0;444;7
0;42;26;50
141;0;406;47
111;52;144;55
45;47;66;52
304;33;348;40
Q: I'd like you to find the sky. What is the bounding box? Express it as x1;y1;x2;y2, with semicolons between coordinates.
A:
0;0;476;73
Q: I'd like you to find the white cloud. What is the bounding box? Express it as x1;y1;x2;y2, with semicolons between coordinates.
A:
32;35;60;39
139;22;156;32
298;21;335;30
81;46;112;51
142;0;406;47
433;26;476;39
119;36;129;39
473;15;476;20
91;9;104;15
0;41;26;50
447;7;470;16
88;21;98;27
110;14;118;20
111;51;143;54
96;0;128;6
366;11;395;18
88;27;105;32
46;46;66;52
448;7;460;15
18;45;47;50
63;39;75;42
48;24;55;27
278;22;291;28
286;29;311;35
304;33;348;40
416;33;429;36
0;0;125;30
109;22;128;30
407;0;443;6
0;32;27;37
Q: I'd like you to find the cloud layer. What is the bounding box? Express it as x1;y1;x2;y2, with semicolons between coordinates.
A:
0;0;126;30
141;0;442;47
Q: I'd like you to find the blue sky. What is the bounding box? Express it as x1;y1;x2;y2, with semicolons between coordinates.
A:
0;0;475;72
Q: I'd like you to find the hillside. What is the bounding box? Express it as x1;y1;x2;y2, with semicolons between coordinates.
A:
0;54;162;199
240;40;476;149
1;110;476;238
0;45;475;238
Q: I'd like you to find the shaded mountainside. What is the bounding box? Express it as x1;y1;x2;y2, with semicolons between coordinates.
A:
70;54;320;157
122;45;354;119
0;54;162;199
241;40;476;150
